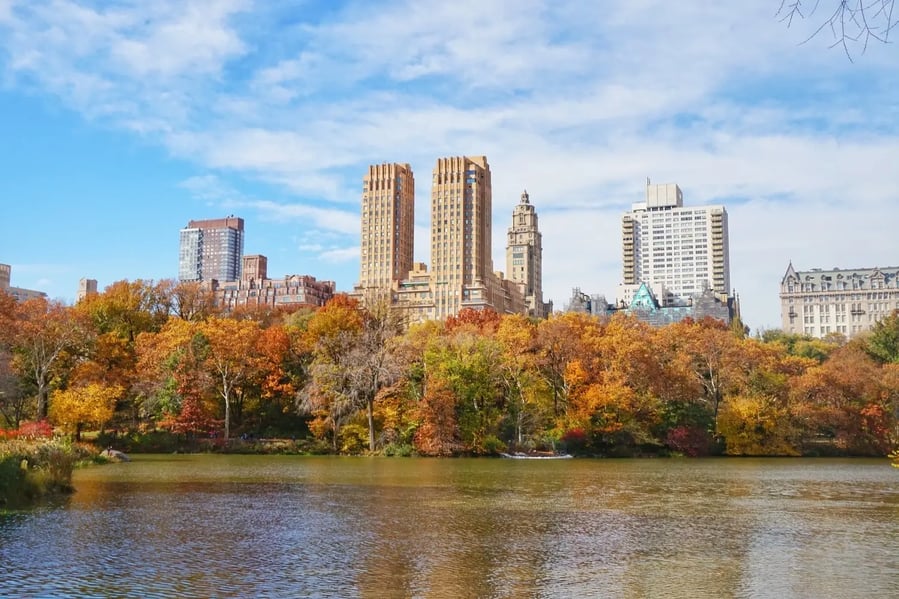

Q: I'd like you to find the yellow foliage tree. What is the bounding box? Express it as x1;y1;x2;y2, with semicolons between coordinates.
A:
49;383;124;440
717;393;799;456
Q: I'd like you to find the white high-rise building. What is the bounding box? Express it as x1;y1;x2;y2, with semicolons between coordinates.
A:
620;181;729;306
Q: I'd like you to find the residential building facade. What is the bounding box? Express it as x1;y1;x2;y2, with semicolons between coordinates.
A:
358;163;415;293
565;283;736;326
620;181;730;307
178;216;244;283
211;254;335;311
0;263;47;302
506;190;547;317
355;156;529;324
780;263;899;338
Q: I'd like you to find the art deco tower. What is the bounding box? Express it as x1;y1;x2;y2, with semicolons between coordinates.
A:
358;163;415;292
506;190;545;317
429;155;493;319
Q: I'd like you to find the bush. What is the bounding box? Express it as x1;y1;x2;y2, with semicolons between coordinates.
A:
0;438;96;508
382;442;415;457
479;435;507;455
665;425;712;457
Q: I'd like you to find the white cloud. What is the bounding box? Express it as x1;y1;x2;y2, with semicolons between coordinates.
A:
319;246;359;263
3;1;898;328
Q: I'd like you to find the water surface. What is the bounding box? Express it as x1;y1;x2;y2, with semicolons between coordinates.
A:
1;456;896;598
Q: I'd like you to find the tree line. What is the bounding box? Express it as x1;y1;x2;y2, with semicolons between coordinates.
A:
1;280;898;457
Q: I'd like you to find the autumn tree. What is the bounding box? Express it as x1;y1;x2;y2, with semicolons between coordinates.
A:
300;295;365;450
534;313;596;417
495;314;551;449
0;348;29;428
790;343;894;454
196;317;266;441
133;318;210;429
6;298;88;418
158;279;219;322
49;382;124;441
76;280;169;344
425;329;507;454
657;318;749;436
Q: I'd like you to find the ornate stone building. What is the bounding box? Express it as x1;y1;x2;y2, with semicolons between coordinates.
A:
506;190;549;318
780;263;899;338
211;254;334;311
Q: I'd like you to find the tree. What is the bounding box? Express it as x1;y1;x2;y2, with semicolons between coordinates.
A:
7;298;88;418
76;279;168;344
658;318;749;436
301;300;406;453
49;383;123;441
717;393;799;456
865;309;899;364
778;0;896;60
300;295;366;451
197;317;265;441
496;314;550;449
0;348;30;429
534;313;595;417
158;279;219;322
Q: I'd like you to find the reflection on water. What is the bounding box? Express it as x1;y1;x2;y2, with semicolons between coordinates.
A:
1;456;896;598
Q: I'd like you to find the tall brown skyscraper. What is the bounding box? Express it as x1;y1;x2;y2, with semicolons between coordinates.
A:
358;163;415;293
179;216;244;283
429;155;494;319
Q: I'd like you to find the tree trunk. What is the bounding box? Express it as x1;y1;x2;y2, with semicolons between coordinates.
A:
224;392;230;441
367;397;375;452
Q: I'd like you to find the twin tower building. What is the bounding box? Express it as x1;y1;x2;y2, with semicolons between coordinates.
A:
353;156;550;323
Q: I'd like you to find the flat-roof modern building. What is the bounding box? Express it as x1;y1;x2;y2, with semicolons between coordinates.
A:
780;263;899;338
179;216;244;283
620;181;729;307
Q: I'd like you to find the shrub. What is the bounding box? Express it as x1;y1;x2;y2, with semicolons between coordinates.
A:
0;437;95;508
382;442;415;457
665;425;713;457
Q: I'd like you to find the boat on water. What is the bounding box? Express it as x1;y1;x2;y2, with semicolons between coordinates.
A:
499;452;573;460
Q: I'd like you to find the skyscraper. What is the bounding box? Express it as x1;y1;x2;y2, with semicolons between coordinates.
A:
620;181;729;306
506;190;545;317
356;155;527;323
429;155;496;320
178;216;244;283
358;163;415;293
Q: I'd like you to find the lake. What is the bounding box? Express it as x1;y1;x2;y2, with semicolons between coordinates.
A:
1;456;896;598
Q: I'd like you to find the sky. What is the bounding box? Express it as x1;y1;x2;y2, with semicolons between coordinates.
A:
2;1;897;333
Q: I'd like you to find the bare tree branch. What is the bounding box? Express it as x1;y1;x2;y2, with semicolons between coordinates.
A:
777;0;896;60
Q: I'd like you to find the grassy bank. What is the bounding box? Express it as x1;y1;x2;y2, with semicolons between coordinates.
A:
0;438;100;510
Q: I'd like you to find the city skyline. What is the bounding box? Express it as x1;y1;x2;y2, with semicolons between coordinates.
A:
2;2;898;331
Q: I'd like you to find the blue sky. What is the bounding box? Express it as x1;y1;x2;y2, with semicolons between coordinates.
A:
2;1;898;332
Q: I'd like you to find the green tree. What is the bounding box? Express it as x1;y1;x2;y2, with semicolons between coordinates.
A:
865;309;899;364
